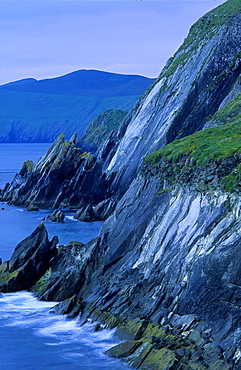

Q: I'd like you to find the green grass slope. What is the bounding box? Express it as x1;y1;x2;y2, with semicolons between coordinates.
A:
144;92;241;193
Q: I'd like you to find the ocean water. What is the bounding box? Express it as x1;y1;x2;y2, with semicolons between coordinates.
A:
0;143;51;189
0;292;130;370
0;203;103;263
0;143;104;262
0;144;131;370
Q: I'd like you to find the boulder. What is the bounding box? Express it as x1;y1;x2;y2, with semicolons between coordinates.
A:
74;205;94;222
93;197;117;220
48;210;65;222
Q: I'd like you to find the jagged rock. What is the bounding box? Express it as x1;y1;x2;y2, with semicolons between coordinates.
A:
50;294;84;318
19;160;34;176
48;210;65;222
74;205;94;222
74;198;118;221
77;109;128;153
106;340;143;359
31;238;100;302
0;223;58;292
0;132;111;211
27;204;39;211
93;197;117;221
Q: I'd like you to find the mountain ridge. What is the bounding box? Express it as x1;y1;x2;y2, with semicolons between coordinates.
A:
0;70;155;143
0;69;156;98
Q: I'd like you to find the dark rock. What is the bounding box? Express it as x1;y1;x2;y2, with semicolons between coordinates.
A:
106;340;143;359
27;204;39;211
74;205;94;222
0;223;58;292
94;323;108;332
48;210;65;222
31;237;100;302
50;294;84;318
93;197;117;221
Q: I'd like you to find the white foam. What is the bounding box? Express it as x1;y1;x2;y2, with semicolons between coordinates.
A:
65;216;78;221
0;291;128;368
0;291;56;310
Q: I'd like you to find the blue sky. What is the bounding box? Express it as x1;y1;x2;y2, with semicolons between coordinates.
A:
0;0;226;85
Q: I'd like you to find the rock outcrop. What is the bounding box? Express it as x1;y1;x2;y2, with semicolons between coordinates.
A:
77;108;128;153
48;209;65;222
30;239;98;302
4;110;238;367
0;223;58;292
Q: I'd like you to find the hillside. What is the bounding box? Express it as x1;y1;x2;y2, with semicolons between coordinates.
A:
0;70;155;143
77;109;128;153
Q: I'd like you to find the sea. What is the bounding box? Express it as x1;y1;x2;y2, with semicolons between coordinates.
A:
0;144;131;370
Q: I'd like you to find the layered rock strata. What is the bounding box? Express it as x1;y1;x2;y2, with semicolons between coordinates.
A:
1;0;240;215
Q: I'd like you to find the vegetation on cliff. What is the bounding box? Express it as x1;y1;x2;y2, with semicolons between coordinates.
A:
77;109;127;153
144;93;241;193
160;0;241;79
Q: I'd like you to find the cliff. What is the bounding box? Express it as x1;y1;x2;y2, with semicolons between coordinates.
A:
102;0;241;194
1;1;241;368
25;103;240;368
1;0;240;214
77;109;128;153
2;114;241;367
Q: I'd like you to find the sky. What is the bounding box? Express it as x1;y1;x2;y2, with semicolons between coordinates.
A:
0;0;227;85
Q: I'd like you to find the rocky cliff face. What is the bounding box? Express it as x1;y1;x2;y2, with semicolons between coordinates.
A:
1;1;241;368
24;114;241;367
103;0;241;194
0;132;112;211
77;108;128;153
0;223;58;292
1;0;240;213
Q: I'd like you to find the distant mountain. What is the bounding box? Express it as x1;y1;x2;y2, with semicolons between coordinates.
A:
0;70;155;143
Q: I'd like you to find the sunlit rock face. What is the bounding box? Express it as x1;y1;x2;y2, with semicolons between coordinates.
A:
77;169;241;352
103;3;241;193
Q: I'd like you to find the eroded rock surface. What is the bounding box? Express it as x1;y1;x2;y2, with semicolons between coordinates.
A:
0;223;58;292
